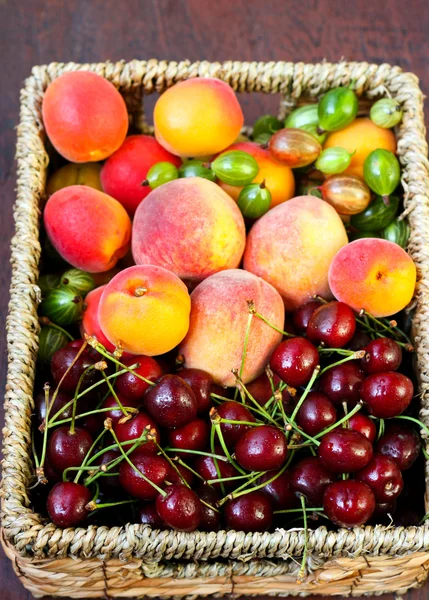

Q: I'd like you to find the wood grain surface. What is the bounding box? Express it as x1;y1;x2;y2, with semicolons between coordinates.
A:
1;1;428;598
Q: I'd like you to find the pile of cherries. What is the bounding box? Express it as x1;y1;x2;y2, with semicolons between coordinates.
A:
33;299;424;535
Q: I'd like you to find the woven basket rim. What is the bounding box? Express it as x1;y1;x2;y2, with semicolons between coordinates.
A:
3;59;429;564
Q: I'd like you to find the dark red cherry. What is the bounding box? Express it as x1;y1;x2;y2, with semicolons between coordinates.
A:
347;330;371;351
79;412;103;438
356;455;403;503
360;372;413;418
156;484;202;531
296;391;337;436
95;450;121;491
260;469;298;509
51;346;98;393
290;456;335;506
307;301;356;348
47;482;92;528
168;462;194;486
114;410;160;455
119;454;169;500
101;394;141;425
361;338;402;374
376;425;421;470
372;501;397;523
270;337;319;387
318;429;373;473
144;374;198;429
43;458;62;485
246;372;290;407
194;454;239;490
225;491;273;532
323;480;375;527
196;486;223;531
34;389;73;425
138;503;166;528
293;300;322;334
178;368;215;414
115;355;162;400
216;401;256;446
318;362;365;406
235;425;287;471
348;413;376;443
168;418;209;455
47;426;93;474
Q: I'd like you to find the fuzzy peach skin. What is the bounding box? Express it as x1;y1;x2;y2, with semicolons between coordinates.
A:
132;177;246;282
98;265;191;356
80;286;116;353
243;196;348;311
179;269;284;386
46;162;103;195
42;71;128;162
154;78;243;157
328;238;416;318
323;118;396;179
100;135;182;216
44;185;132;273
218;141;295;208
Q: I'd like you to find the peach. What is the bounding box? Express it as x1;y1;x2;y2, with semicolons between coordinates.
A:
218;141;295;208
154;78;243;157
44;185;131;273
179;269;284;386
243;196;348;311
323;118;396;179
42;71;128;162
132;177;246;282
328;238;416;318
98;265;191;356
46;162;103;195
80;286;116;353
100;135;182;216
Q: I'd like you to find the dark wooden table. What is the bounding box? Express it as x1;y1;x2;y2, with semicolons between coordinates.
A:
1;1;429;598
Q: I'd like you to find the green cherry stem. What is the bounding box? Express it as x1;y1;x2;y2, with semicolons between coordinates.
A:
101;370;134;418
274;506;324;515
318;348;358;356
252;310;294;338
318;351;365;376
39;317;74;341
86;499;138;511
211;412;247;476
70;364;99;435
84;436;147;487
173;457;206;483
289;367;321;426
164;447;229;462
155;441;191;488
297;495;308;584
48;405;139;429
74;428;108;484
210;422;226;497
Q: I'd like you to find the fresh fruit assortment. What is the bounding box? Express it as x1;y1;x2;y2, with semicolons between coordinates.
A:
33;72;426;558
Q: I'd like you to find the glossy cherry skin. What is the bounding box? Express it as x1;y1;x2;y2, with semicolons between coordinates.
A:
156;484;202;531
307;301;356;348
372;501;397;524
115;355;162;400
168;463;194;486
318;429;373;473
246;373;290;407
290;456;335;506
79;412;103;438
34;389;73;426
361;338;402;374
235;425;287;472
323;480;375;528
119;454;169;500
293;300;322;334
347;330;371;351
216;401;256;446
318;362;365;407
225;491;273;532
168;418;209;455
356;454;403;503
144;375;198;429
270;337;319;387
196;486;223;531
138;503;166;528
46;482;92;528
47;426;93;474
101;394;142;425
51;346;97;393
194;454;239;490
296;391;337;436
114;410;160;455
360;372;414;418
260;469;298;509
178;368;215;414
376;425;421;470
348;413;376;443
95;450;121;491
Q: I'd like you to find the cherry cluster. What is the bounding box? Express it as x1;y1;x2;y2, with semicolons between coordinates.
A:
33;299;424;537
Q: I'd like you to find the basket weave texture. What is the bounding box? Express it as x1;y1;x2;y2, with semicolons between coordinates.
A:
3;59;429;598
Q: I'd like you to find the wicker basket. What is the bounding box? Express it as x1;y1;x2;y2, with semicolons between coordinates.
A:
3;59;429;598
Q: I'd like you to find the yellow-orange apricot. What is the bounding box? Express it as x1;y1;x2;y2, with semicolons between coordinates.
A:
46;162;103;195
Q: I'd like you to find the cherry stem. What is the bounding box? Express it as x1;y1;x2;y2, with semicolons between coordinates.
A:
211;417;247;476
70;364;97;435
318;352;365;376
289;367;321;427
211;392;278;425
297;495;308;583
311;403;363;443
237;309;254;394
39;317;74;341
377;418;385;441
87;499;138;511
206;473;253;485
173;457;206;483
393;415;429;442
62;465;103;482
234;375;280;426
252;309;294;338
218;418;263;427
84;435;147;487
48;405;139;429
101;370;132;418
155;441;191;489
356;310;412;346
74;428;108;484
318;348;358;356
274;506;324;514
164;447;228;462
217;471;264;507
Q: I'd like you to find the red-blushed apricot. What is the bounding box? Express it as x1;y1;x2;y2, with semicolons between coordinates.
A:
218;141;295;208
98;265;191;356
132;177;245;282
179;269;284;386
243;196;348;311
42;71;128;162
80;286;116;353
46;163;103;195
154;78;243;157
328;238;416;318
100;135;182;216
44;185;131;273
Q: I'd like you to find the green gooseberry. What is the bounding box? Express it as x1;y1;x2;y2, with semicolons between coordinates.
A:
237;182;271;219
61;268;95;297
40;287;84;326
38;273;61;297
363;149;401;199
315;147;354;175
211;151;259;186
178;160;216;182
318;87;358;132
144;162;179;189
370;98;403;129
350;195;399;232
381;218;410;249
252;115;282;139
37;325;69;368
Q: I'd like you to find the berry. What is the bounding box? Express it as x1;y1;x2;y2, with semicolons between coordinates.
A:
144;375;198;429
293;301;322;334
47;426;93;474
318;429;373;473
259;469;298;510
270;337;319;387
216;401;256;446
101;394;141;425
168;419;209;455
168;463;194;486
348;413;376;443
115;355;162;400
47;482;92;528
196;487;223;531
119;454;169;500
376;425;421;470
361;338;402;373
323;480;375;528
356;455;403;502
95;450;121;491
224;491;273;532
114;411;160;455
347;330;371;351
34;389;73;425
318;362;365;406
51;345;98;393
290;457;335;506
296;391;337;436
177;368;215;415
194;454;239;490
235;425;287;472
246;372;290;407
360;372;413;418
156;484;202;531
307;301;356;348
138;503;166;528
